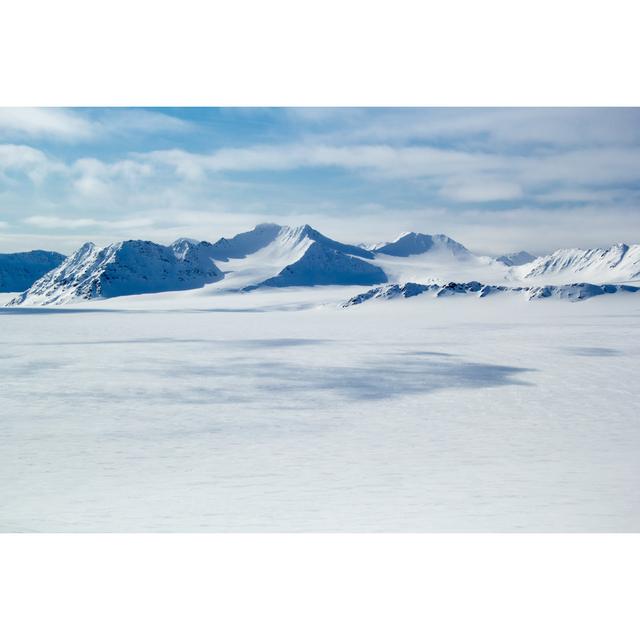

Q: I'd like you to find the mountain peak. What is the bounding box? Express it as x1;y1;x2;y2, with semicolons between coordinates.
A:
254;222;283;230
208;223;374;262
209;224;284;261
9;239;223;306
496;250;536;267
374;232;471;258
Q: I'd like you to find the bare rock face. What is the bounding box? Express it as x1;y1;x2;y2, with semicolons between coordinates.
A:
343;281;640;306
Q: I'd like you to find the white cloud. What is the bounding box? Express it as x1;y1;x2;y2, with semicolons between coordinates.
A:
0;108;193;143
321;108;640;148
0;108;94;141
534;187;635;204
25;215;154;230
2;139;639;228
97;109;192;135
440;180;523;202
70;157;154;198
137;142;640;193
1;108;639;255
0;144;63;183
137;144;507;181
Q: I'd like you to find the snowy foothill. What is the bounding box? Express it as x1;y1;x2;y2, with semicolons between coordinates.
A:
343;281;640;306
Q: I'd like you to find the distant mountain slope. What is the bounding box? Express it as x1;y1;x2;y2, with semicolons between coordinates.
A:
520;243;640;283
369;232;510;285
254;242;387;288
0;250;66;292
298;224;375;259
496;250;536;267
200;223;379;291
209;223;374;262
374;232;471;258
8;240;223;305
207;223;284;261
343;281;640;306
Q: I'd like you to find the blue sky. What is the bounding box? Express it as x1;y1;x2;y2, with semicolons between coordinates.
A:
1;107;639;255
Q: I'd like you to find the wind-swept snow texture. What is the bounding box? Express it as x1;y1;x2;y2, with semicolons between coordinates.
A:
2;290;640;532
0;250;66;292
9;240;223;305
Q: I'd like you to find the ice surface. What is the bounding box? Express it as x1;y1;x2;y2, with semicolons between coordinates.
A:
1;288;639;532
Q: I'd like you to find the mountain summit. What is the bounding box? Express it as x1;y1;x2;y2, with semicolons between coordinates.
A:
195;223;384;291
208;223;374;262
374;232;471;258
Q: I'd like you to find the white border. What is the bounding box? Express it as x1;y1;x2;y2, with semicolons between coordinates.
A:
2;0;639;105
2;1;639;637
1;534;639;639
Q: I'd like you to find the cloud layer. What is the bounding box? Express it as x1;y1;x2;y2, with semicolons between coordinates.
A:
0;107;639;255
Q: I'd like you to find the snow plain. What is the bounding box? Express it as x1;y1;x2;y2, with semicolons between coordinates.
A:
1;285;639;531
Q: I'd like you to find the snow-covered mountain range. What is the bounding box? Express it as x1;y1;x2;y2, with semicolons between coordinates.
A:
516;243;640;284
8;240;223;306
4;223;640;305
